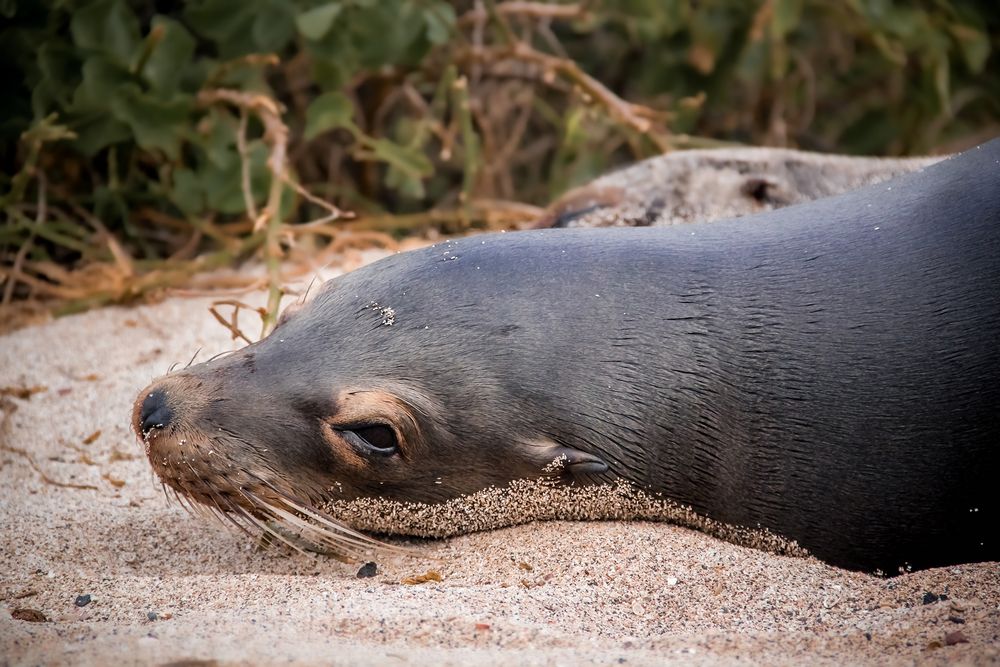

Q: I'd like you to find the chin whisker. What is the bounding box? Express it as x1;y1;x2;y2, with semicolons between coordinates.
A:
233;492;314;557
242;488;386;558
171;487;196;516
151;452;423;561
248;474;415;552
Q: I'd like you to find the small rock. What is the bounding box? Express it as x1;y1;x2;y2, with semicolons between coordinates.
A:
948;615;966;624
357;562;378;579
147;611;158;621
74;594;92;607
923;591;941;605
666;576;678;586
944;630;969;646
474;622;491;631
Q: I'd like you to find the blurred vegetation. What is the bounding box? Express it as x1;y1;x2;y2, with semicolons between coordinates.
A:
1;0;998;327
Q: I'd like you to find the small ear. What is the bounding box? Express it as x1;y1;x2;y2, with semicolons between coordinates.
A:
523;438;609;478
554;446;609;475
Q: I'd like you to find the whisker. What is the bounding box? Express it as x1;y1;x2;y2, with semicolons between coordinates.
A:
218;504;258;538
155;457;424;561
235;491;314;557
171;487;195;515
247;475;418;556
203;349;238;365
205;490;258;539
301;274;320;304
184;347;203;369
243;489;380;557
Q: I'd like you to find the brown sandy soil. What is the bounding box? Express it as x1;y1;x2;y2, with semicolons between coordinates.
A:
1;256;998;666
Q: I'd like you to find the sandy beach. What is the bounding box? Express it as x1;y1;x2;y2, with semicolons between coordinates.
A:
1;253;997;666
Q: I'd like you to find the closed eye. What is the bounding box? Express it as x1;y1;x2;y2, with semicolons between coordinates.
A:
339;424;398;456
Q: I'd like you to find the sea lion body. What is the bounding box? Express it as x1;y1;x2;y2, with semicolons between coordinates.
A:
135;141;1000;573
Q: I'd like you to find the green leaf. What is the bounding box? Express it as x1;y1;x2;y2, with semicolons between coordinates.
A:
70;0;141;64
171;141;269;216
185;0;254;41
184;0;257;57
423;3;456;45
143;16;198;95
296;3;343;41
72;56;132;110
349;0;430;68
311;56;354;90
171;167;205;215
109;86;193;159
69;112;132;156
368;137;433;177
304;91;355;140
35;41;79;110
870;32;906;66
252;1;296;52
201;110;239;168
204;142;270;214
932;53;950;116
771;0;801;39
948;23;989;74
385;163;426;199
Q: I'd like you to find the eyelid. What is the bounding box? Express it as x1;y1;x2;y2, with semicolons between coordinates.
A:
338;425;398;456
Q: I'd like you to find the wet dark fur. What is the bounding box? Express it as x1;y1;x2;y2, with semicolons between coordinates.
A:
138;140;1000;573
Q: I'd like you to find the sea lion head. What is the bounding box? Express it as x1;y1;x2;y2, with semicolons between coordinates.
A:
132;242;610;547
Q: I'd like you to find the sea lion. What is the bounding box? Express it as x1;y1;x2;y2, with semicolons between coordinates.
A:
133;140;1000;574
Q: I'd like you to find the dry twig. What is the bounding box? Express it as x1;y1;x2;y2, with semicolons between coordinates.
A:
208;299;265;345
459;44;667;139
198;88;353;337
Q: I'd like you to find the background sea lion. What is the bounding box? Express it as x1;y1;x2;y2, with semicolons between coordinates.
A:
134;140;1000;574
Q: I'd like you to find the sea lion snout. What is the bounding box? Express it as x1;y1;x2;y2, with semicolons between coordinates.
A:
131;372;213;445
138;388;174;435
132;373;222;499
132;350;357;518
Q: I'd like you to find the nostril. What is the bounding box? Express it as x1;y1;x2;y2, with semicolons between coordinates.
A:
140;390;174;435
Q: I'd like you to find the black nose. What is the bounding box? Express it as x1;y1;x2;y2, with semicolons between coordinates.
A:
140;390;174;435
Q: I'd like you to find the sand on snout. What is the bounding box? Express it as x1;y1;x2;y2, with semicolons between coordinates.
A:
0;258;997;666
